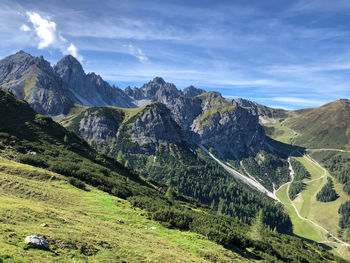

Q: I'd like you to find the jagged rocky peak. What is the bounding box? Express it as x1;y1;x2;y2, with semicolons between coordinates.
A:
152;76;166;85
126;77;183;104
54;55;136;108
0;51;74;116
127;102;184;153
196;91;229;110
191;106;265;159
183;85;206;97
54;55;85;81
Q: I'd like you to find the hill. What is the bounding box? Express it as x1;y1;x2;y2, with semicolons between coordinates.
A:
286;99;350;149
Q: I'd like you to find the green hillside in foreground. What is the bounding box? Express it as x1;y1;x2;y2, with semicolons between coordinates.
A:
0;157;249;262
0;89;347;262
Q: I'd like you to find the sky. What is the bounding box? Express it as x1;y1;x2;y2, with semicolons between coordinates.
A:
1;0;350;109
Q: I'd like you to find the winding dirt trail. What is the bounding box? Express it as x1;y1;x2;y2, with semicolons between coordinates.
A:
307;148;350;154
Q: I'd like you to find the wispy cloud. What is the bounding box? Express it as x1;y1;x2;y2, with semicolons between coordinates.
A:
64;43;83;62
128;44;148;63
268;97;328;106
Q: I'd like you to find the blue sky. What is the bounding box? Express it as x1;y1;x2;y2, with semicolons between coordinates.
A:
1;0;350;109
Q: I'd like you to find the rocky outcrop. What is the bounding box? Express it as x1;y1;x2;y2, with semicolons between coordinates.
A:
233;98;287;120
165;96;203;131
125;77;183;104
183;85;205;97
54;55;136;108
67;102;185;155
68;85;267;159
0;51;74;115
126;103;184;153
68;107;125;146
188;93;265;159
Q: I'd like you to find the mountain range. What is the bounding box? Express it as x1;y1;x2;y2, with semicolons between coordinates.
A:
1;51;350;261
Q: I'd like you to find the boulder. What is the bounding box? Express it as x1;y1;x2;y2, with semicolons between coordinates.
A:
24;235;49;249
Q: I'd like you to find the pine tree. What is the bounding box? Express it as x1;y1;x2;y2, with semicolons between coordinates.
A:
250;210;265;241
117;150;124;164
63;134;68;144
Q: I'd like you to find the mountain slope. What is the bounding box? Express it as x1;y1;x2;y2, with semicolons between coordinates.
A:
61;101;293;233
0;157;250;263
0;88;346;262
285;99;350;149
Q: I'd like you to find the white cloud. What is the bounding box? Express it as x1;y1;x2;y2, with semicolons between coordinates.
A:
26;11;66;49
20;24;30;32
64;43;83;62
24;11;82;61
128;44;148;63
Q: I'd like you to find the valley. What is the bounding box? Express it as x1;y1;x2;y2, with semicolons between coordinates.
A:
263;115;350;259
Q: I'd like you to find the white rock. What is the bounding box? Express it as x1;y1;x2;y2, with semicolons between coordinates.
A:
24;235;49;249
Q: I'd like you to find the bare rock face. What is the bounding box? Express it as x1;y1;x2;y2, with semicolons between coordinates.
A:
127;103;184;152
183;85;205;98
233;98;287;119
69;107;124;146
54;55;136;108
125;77;183;105
0;51;74;115
191;104;265;159
25;235;49;250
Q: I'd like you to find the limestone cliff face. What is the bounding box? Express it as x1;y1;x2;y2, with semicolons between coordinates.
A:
172;92;266;159
232;98;287;120
76;108;124;145
0;51;74;115
191;101;265;159
127;103;184;149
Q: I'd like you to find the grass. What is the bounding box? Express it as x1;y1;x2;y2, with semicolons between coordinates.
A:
55;104;89;126
57;104;145;129
293;155;350;240
283;99;350;150
276;184;323;242
0;157;249;263
262;112;298;145
292;156;326;218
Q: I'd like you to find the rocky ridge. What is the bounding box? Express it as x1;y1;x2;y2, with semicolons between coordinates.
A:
54;55;136;108
0;51;74;115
